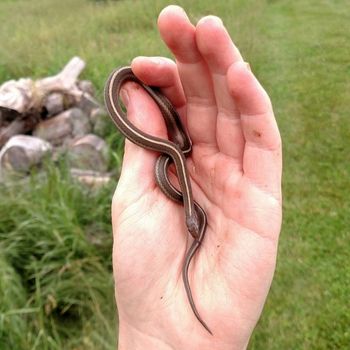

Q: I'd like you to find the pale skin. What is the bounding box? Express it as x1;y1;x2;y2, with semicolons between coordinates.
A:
112;5;282;350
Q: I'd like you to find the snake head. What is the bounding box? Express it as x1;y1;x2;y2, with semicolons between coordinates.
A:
186;214;200;240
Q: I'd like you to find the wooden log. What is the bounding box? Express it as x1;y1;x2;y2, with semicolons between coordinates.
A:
0;106;20;127
0;111;42;147
33;108;91;146
70;168;112;188
0;135;52;175
76;93;100;116
33;113;71;146
69;108;92;138
0;120;26;147
44;92;65;117
68;134;108;172
0;56;85;113
77;80;95;96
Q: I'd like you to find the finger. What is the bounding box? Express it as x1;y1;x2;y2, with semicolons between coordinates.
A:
227;62;282;197
157;5;218;147
131;56;187;125
116;81;168;198
196;16;245;165
131;56;185;109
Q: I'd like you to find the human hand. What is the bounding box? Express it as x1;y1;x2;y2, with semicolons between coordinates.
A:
112;5;282;350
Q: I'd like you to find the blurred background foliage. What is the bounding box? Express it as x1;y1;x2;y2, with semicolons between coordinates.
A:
0;0;349;349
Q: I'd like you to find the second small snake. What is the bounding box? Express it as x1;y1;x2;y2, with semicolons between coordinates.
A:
104;66;212;335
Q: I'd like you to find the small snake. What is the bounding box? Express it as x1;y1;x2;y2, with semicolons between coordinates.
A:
104;66;212;335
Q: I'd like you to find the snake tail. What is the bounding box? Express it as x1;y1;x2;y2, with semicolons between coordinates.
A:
182;239;213;335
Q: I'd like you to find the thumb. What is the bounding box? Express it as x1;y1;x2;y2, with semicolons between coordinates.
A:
116;81;168;198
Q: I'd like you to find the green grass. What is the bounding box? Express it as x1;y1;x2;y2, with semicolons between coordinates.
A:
0;0;349;349
0;164;117;349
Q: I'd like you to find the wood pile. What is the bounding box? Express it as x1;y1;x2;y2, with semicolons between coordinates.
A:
0;57;112;186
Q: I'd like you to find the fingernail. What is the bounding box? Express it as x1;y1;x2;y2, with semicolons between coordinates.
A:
198;15;223;26
160;5;189;21
166;5;187;16
245;62;251;71
149;57;165;65
120;88;129;107
209;15;223;25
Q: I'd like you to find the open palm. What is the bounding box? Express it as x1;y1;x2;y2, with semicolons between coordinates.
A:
112;6;282;350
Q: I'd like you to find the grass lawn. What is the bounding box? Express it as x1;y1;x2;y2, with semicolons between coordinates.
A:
0;0;349;349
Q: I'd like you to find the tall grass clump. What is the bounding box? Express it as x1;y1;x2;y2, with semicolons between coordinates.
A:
0;164;117;349
0;252;30;349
